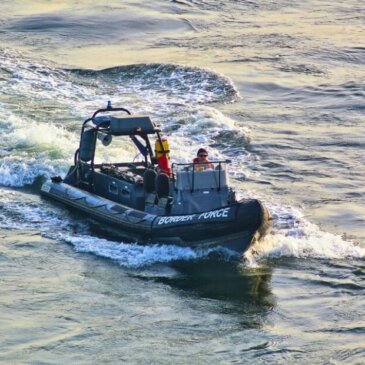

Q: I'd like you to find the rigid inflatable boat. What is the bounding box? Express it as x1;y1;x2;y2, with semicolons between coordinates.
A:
41;104;271;253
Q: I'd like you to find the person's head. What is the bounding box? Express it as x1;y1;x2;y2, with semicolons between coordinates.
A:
197;148;208;162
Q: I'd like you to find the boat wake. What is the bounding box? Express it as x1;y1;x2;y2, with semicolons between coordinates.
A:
47;232;237;269
0;49;246;187
1;187;363;269
245;202;365;265
1;49;363;267
70;63;238;108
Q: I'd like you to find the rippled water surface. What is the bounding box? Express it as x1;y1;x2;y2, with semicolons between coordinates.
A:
0;0;364;364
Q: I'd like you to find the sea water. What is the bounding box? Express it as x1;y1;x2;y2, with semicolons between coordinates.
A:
0;1;364;364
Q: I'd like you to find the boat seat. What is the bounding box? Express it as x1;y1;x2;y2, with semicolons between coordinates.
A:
156;173;170;198
143;169;157;193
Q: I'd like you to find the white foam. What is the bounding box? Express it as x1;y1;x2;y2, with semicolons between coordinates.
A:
106;64;239;107
0;96;79;186
6;122;76;155
51;233;225;268
159;106;255;179
255;229;365;259
0;188;71;230
0;49;92;108
165;106;250;143
245;201;365;264
0;155;69;187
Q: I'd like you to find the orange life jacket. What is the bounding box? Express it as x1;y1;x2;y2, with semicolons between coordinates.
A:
193;157;213;170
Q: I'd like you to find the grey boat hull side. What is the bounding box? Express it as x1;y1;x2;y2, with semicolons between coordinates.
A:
41;181;269;252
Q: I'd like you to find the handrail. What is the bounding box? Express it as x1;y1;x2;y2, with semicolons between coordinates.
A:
91;106;131;120
171;160;231;167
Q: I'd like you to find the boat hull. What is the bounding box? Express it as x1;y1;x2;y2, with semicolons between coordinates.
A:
41;181;270;253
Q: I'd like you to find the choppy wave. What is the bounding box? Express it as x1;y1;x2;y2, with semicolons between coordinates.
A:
162;106;254;176
0;107;78;187
313;46;365;66
1;49;238;114
171;0;295;14
0;188;71;230
0;49;92;114
71;63;238;106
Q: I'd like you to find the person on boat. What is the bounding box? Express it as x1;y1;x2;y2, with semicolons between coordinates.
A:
193;148;213;171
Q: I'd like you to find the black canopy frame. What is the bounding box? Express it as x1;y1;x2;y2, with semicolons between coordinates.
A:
73;105;168;186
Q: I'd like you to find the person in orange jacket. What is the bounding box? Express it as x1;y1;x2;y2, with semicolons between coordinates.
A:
193;148;213;170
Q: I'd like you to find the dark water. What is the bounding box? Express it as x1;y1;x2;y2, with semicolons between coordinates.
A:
0;0;364;364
